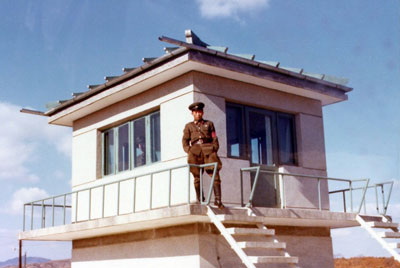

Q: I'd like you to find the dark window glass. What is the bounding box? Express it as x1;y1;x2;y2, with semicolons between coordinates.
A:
248;112;273;166
134;118;146;167
103;129;115;175
150;112;161;163
277;114;296;164
226;105;244;157
226;103;297;166
118;124;130;172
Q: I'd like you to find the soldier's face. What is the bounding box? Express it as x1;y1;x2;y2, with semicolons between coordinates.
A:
192;110;203;121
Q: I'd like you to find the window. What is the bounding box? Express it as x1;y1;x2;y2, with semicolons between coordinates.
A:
226;103;297;165
102;111;160;176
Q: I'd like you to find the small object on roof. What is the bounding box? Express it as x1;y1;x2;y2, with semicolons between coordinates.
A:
259;61;280;67
280;67;303;74
232;53;255;60
46;100;68;110
303;71;325;80
185;29;209;47
87;84;101;90
104;76;118;82
72;92;84;97
207;46;228;53
123;67;135;73
323;75;349;85
142;57;157;63
164;47;179;53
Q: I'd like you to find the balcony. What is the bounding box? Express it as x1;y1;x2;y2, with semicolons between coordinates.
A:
19;163;394;242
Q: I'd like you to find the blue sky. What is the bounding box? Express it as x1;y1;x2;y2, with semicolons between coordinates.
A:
0;0;399;261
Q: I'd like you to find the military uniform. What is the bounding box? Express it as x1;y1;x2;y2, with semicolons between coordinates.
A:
182;102;224;208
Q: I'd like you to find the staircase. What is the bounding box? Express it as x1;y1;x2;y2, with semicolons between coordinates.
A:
207;206;299;267
356;215;400;262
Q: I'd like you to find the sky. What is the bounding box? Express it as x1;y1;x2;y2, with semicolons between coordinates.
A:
0;0;399;262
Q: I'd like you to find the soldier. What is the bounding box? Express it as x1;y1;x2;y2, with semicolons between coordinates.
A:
182;102;225;209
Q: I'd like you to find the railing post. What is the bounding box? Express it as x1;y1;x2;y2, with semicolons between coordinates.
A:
117;182;121;215
88;189;92;220
102;185;105;218
240;170;243;207
349;181;353;212
41;200;45;228
318;178;321;210
133;177;136;213
168;169;172;207
187;166;191;204
75;192;79;223
52;197;55;227
23;205;26;231
342;191;346;212
381;185;385;215
63;195;66;225
31;202;34;230
200;167;203;204
150;174;153;209
384;182;394;215
357;179;369;214
375;185;379;213
279;174;285;209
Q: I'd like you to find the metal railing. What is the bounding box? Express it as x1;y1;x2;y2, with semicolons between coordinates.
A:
331;181;394;215
240;166;371;213
23;163;217;231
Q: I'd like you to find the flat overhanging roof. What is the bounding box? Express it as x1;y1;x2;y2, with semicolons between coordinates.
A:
46;48;351;127
19;205;361;241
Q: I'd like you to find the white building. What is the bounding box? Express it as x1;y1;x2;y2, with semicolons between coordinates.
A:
19;30;399;268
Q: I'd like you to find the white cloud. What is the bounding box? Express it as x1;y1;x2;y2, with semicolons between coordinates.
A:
0;102;71;182
7;187;48;215
197;0;270;20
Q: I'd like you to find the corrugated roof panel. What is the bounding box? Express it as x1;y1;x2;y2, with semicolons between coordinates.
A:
280;66;303;74
207;46;228;53
303;71;325;80
323;75;349;85
259;61;280;67
232;53;255;60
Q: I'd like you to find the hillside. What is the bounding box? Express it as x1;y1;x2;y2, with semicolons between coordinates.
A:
335;257;400;268
2;260;70;268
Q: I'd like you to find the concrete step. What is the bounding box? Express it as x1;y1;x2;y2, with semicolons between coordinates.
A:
367;221;399;229
216;214;264;224
226;227;275;236
379;232;400;238
389;242;400;248
237;241;286;249
248;256;299;264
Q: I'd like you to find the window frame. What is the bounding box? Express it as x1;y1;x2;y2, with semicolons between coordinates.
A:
101;110;161;177
226;102;298;166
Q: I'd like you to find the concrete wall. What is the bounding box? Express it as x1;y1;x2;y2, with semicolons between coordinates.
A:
71;223;334;268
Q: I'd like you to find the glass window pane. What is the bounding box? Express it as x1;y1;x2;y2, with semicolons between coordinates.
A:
118;124;130;172
278;114;295;164
226;105;244;157
103;129;115;175
248;112;273;166
150;112;161;163
134;118;146;167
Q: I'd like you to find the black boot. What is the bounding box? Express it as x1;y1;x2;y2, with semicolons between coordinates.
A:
194;182;205;203
213;183;225;209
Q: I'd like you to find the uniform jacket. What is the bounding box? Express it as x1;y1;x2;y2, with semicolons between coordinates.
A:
182;119;219;155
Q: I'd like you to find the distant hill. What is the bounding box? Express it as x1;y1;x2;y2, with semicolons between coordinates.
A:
335;257;400;268
1;259;69;268
0;257;50;268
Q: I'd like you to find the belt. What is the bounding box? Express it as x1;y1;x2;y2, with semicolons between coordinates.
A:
192;139;211;145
